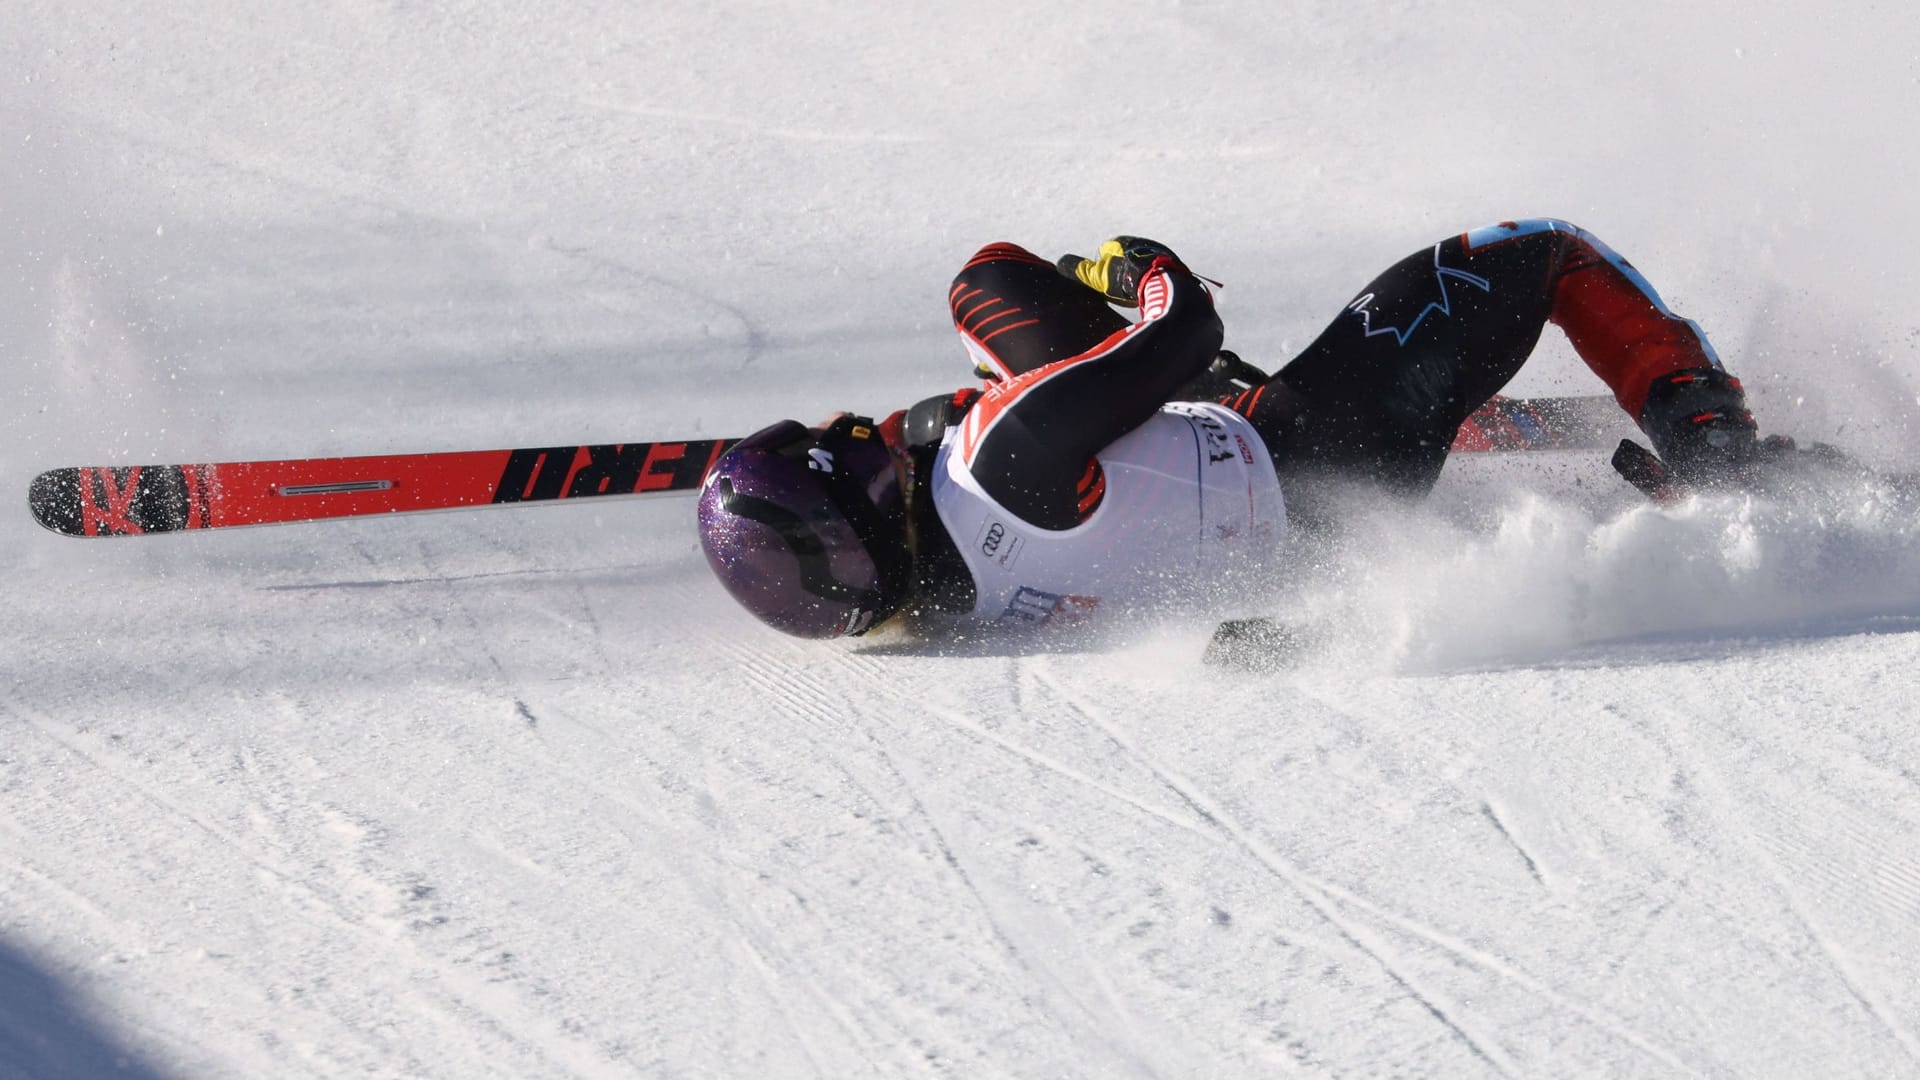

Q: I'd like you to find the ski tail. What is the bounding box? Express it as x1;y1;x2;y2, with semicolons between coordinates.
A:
28;438;737;537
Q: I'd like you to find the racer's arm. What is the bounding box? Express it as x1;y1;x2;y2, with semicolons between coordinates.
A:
953;250;1223;529
1538;222;1760;488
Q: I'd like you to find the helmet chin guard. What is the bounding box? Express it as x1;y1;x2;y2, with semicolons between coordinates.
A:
697;416;912;638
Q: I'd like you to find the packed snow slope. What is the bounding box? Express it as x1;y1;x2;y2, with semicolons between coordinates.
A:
6;2;1920;1077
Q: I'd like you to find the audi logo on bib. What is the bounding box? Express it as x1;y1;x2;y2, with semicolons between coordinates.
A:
974;518;1025;571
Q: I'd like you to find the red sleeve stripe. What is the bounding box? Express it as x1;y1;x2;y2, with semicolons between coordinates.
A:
975;317;1041;344
966;307;1022;332
959;295;1004;322
964;243;1052;270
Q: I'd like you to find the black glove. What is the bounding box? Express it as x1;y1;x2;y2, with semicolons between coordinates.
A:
1615;368;1868;500
1056;236;1185;307
1633;367;1760;489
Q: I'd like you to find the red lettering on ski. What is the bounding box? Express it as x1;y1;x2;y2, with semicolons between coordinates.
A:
555;447;591;496
636;442;687;491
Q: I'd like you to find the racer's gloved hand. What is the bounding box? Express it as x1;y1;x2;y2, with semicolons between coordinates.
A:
1616;367;1760;498
1056;236;1185;307
1615;432;1871;502
1634;367;1760;489
1613;368;1868;500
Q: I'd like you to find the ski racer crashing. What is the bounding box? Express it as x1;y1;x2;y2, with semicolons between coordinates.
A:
696;220;1835;639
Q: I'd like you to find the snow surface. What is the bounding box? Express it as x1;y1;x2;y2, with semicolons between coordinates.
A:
6;2;1920;1077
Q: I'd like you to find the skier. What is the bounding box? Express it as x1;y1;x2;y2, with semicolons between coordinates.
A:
696;219;1788;639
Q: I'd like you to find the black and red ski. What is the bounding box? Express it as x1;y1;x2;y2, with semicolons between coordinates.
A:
28;438;737;537
27;394;1627;538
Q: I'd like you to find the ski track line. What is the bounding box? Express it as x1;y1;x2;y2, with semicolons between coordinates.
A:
864;737;1174;1080
30;706;617;1079
1657;708;1920;1069
1750;785;1920;925
723;630;1172;1078
1776;821;1920;920
1760;811;1920;922
1021;664;1527;1080
0;814;125;931
700;625;958;1080
839;649;1218;842
1032;664;1718;1080
708;647;918;1077
715;849;910;1080
497;677;892;1077
834;645;1325;1079
699;828;888;1080
13;704;620;1080
537;239;770;368
1283;684;1703;1076
735;937;833;1080
255;565;602;592
1479;800;1549;888
744;650;1046;1078
449;575;899;1077
0;706;116;916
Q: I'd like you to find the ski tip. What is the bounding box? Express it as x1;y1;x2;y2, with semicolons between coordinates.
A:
27;469;88;536
27;465;194;537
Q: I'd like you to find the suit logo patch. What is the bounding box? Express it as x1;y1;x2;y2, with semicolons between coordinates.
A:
1000;586;1099;625
975;518;1025;571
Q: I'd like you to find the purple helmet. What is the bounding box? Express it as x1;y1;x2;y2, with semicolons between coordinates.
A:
697;415;913;638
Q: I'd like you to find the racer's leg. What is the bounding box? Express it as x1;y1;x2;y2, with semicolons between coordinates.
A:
1227;219;1723;508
